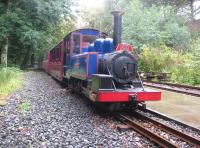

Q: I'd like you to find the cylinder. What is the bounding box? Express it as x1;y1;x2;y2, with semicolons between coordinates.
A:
111;10;124;49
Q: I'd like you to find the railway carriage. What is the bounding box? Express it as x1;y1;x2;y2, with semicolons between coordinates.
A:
42;11;161;110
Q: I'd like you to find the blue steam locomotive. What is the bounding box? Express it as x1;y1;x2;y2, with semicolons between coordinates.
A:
42;11;161;110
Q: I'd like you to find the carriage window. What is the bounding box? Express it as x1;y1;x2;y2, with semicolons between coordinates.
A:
50;50;54;62
55;47;61;61
66;40;70;53
72;33;81;54
53;50;56;61
49;47;61;62
82;35;97;43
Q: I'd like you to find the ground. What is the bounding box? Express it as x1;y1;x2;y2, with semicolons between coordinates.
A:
0;71;153;147
146;87;200;129
0;95;7;106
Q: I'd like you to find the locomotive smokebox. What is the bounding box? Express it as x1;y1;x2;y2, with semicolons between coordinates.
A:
111;10;124;49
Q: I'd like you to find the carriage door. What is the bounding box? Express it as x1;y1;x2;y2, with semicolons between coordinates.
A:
71;33;82;54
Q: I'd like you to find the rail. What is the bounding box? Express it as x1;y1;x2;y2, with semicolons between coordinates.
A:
144;81;200;90
114;111;200;148
143;81;200;97
142;108;200;132
133;111;200;147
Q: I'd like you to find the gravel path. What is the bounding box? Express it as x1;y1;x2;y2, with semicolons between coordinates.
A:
0;72;155;147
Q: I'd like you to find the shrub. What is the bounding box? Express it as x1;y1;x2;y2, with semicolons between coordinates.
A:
138;44;200;86
138;45;176;72
169;38;200;85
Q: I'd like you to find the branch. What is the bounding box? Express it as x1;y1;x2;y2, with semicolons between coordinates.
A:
194;9;200;15
193;5;200;13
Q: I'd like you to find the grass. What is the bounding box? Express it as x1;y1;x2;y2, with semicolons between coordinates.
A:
18;101;31;112
0;67;23;105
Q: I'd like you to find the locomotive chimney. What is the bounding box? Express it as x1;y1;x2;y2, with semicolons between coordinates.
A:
111;10;124;49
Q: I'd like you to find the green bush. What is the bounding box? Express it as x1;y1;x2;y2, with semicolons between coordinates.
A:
171;62;200;85
0;67;23;95
138;45;177;72
171;38;200;85
138;44;200;86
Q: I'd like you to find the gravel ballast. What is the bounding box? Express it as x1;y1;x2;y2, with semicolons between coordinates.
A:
0;71;155;147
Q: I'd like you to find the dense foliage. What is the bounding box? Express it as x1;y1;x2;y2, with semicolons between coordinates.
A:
138;45;198;84
142;0;200;20
0;0;199;86
81;0;191;51
80;0;200;85
122;1;190;52
0;0;75;68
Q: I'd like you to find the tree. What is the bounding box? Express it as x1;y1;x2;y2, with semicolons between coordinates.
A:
121;0;191;52
0;0;75;68
0;0;11;67
142;0;200;21
78;0;124;35
79;0;190;52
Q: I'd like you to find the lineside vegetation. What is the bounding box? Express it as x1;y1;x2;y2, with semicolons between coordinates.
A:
81;0;200;86
0;0;199;86
0;67;23;104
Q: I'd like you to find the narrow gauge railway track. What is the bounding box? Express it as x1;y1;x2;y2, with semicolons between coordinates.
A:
114;111;200;148
142;108;200;133
143;81;200;97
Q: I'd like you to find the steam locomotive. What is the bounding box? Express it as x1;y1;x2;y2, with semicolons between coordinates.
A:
42;11;161;110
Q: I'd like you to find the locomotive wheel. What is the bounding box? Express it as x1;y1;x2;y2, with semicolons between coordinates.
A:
108;103;121;111
108;102;140;111
89;91;98;102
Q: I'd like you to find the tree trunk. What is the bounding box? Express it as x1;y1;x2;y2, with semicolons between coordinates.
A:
0;0;11;67
20;48;32;69
30;53;35;67
190;0;194;20
1;37;9;67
